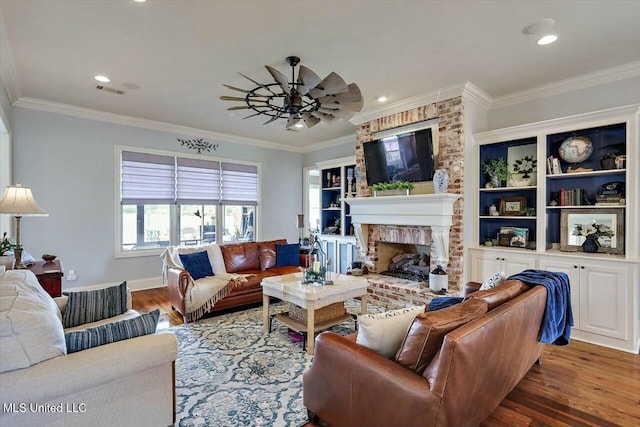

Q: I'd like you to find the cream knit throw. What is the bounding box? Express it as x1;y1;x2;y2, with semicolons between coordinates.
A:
161;246;249;322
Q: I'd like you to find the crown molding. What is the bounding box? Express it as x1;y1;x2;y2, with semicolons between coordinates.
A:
351;81;491;126
490;61;640;110
302;134;356;154
474;104;640;144
13;97;308;153
0;11;20;104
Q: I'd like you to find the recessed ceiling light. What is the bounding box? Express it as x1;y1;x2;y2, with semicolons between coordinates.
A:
522;18;555;35
537;34;558;46
134;0;146;3
377;96;387;103
94;75;111;83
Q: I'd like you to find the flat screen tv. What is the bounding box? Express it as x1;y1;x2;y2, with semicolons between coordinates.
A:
364;127;435;186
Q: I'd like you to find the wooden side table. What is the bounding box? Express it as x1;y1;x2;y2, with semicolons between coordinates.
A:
26;260;64;297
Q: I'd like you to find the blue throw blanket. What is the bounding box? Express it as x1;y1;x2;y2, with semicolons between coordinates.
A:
507;269;573;346
427;269;573;346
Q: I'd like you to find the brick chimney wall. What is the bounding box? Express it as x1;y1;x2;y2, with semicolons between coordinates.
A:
354;97;464;292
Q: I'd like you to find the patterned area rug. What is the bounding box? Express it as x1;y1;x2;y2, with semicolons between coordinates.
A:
170;299;383;427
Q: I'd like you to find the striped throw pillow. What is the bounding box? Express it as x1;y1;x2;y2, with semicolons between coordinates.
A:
65;309;160;353
62;282;128;328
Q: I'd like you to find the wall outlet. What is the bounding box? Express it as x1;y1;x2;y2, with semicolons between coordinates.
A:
67;269;77;281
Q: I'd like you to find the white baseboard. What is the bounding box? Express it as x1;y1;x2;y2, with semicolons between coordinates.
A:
64;276;165;293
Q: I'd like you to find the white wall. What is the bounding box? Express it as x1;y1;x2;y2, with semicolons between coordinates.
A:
302;139;356;168
0;76;12;236
488;76;640;130
11;106;302;288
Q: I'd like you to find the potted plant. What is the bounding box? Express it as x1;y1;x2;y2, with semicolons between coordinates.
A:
372;180;415;196
482;158;508;187
0;232;16;270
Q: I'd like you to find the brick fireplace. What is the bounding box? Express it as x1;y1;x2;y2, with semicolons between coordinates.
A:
351;96;465;295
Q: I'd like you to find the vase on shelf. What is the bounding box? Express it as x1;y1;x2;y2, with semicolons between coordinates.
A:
581;235;599;253
433;169;449;193
490;174;501;187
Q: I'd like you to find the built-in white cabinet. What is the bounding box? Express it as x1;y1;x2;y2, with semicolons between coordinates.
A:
315;156;358;274
467;248;537;282
538;255;638;353
469;105;640;353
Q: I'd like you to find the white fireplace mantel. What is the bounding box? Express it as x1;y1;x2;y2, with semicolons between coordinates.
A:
345;193;461;267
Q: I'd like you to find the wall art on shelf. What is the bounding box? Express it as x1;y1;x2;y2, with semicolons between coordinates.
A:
560;208;624;254
499;196;527;216
507;144;537;187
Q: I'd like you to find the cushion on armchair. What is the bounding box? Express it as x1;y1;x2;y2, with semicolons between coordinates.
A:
355;305;425;358
65;309;160;353
258;239;287;270
275;243;300;267
179;250;214;280
62;281;128;328
466;279;530;310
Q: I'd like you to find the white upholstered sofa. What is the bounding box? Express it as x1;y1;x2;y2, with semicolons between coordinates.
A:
0;270;178;427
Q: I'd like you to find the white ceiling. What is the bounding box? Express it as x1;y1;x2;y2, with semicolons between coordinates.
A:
2;0;639;151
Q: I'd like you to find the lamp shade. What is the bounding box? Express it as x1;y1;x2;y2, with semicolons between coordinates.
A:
0;185;48;216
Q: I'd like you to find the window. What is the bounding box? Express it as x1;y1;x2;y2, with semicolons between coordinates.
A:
116;147;260;256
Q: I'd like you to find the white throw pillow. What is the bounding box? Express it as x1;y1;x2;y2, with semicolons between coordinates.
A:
356;305;425;358
0;271;66;373
479;271;505;291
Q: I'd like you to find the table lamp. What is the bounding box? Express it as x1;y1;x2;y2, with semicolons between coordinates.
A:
0;184;48;269
297;213;305;245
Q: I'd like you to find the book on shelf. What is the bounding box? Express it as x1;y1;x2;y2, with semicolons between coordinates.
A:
595;202;624;206
558;188;590;206
552;157;562;175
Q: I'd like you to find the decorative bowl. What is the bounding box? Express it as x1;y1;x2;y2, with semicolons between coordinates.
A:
42;254;57;263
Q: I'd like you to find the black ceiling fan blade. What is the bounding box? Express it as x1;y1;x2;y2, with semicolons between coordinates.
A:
238;72;277;95
317;83;363;104
222;84;250;93
302;112;321;128
318;107;355;120
263;113;283;125
242;111;265;119
308;72;348;98
318;100;363;112
265;65;291;95
297;65;322;96
286;116;303;129
310;110;336;122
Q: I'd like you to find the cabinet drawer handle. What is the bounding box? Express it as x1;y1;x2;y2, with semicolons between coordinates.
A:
574;265;578;269
580;266;585;269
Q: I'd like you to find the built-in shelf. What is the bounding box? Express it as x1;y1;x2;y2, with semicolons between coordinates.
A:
546;169;626;179
479;216;537;219
479;186;537;191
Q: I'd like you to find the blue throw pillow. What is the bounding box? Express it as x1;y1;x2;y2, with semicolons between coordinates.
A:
275;243;300;267
63;281;128;328
179;251;214;280
65;309;160;353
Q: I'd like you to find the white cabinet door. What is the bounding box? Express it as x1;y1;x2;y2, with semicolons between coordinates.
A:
538;257;582;329
579;264;629;340
502;254;537;278
468;249;537;282
468;249;502;282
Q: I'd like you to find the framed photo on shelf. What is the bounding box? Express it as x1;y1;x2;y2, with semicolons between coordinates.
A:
499;196;527;216
560;209;624;254
509;228;529;248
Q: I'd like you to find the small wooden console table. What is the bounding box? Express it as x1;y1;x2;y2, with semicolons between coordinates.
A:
26;260;64;297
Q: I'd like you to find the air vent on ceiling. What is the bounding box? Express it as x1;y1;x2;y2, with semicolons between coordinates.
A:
96;85;124;95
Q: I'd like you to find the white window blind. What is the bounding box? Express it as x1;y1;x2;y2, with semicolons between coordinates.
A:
176;158;220;205
220;162;258;205
121;151;175;204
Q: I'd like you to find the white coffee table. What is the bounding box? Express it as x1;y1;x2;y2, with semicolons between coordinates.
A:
261;272;369;355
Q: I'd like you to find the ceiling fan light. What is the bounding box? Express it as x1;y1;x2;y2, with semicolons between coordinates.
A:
94;75;110;83
377;96;387;103
294;122;304;128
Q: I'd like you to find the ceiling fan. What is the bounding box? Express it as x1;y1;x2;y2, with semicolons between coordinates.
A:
220;56;363;130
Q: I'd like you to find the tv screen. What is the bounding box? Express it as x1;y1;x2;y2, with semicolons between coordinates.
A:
364;127;435;186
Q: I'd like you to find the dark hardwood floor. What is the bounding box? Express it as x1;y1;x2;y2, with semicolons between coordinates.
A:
133;287;640;427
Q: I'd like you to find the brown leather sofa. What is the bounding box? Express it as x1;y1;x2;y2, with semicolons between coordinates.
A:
167;239;306;317
303;280;547;427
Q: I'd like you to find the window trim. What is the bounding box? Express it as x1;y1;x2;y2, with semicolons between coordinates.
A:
114;145;261;258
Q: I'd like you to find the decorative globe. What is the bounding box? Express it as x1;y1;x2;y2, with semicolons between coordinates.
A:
558;136;593;163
